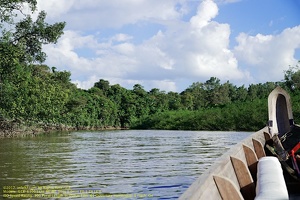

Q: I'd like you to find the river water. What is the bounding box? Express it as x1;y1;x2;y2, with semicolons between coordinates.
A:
0;130;250;199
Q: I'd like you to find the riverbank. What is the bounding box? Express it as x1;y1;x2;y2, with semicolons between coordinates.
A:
0;118;124;138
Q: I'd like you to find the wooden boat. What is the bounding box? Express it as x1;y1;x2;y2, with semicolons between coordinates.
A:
179;87;300;200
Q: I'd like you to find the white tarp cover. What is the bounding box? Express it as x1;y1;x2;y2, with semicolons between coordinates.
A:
255;156;289;200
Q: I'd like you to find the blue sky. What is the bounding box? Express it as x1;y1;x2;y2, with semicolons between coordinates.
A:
36;0;300;92
216;0;300;40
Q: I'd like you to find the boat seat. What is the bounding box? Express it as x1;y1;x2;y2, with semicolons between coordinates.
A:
255;156;289;200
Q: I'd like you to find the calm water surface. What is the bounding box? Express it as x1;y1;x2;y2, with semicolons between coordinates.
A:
0;130;250;199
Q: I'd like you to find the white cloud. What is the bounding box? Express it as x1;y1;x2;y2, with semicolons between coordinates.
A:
234;26;300;82
148;80;177;91
111;34;133;42
37;0;188;29
42;0;250;92
72;75;99;89
190;0;218;28
44;31;139;80
36;0;75;18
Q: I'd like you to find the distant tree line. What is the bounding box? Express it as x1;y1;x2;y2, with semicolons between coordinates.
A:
1;63;300;132
1;0;300;133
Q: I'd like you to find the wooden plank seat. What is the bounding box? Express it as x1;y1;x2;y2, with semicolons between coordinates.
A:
255;156;289;200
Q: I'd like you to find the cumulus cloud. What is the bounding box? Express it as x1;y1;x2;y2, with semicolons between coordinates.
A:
44;0;300;92
37;0;188;29
42;0;250;92
35;0;75;19
12;0;300;92
190;0;218;28
234;26;300;82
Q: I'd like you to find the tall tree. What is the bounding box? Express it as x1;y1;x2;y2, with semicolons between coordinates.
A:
132;84;149;118
184;82;206;109
203;77;223;106
94;79;110;96
0;0;66;122
0;0;65;67
0;0;37;24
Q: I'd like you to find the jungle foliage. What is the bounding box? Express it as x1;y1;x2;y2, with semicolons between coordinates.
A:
1;1;300;132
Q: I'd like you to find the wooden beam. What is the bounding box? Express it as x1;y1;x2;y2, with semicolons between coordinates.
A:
213;175;243;200
243;144;258;183
230;156;256;200
264;131;273;147
264;131;272;141
252;138;266;159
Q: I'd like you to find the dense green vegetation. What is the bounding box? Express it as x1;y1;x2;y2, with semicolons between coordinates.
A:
2;64;300;132
1;1;300;134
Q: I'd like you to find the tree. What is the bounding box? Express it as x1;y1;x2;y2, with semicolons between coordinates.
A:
217;81;231;105
94;79;110;96
284;63;300;91
203;77;220;91
181;91;194;110
247;84;259;101
167;91;182;110
0;0;65;66
184;82;206;109
0;0;37;25
132;84;150;118
234;85;248;102
108;84;136;128
133;84;147;97
148;88;168;114
0;0;66;123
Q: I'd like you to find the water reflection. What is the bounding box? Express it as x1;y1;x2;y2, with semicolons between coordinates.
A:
0;130;250;199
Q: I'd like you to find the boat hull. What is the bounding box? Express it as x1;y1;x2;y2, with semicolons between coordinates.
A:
179;127;268;200
180;87;300;199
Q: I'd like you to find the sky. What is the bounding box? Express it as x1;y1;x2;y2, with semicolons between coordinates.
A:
33;0;300;92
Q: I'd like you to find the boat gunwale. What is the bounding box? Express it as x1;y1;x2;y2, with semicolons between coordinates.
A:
179;126;268;200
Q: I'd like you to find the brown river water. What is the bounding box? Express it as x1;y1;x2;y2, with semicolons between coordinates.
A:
0;130;250;199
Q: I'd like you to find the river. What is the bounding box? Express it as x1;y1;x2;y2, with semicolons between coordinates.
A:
0;130;251;199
